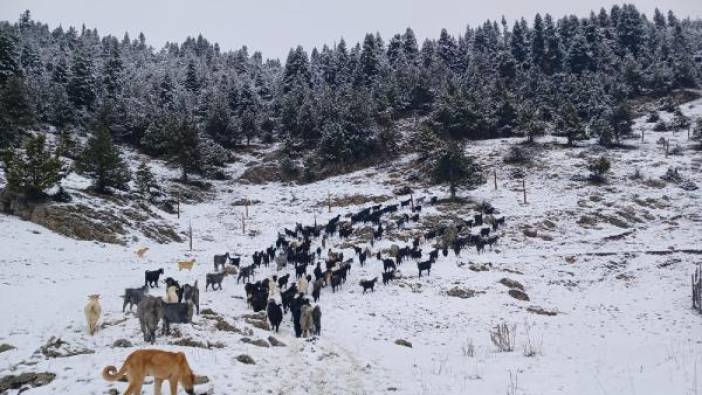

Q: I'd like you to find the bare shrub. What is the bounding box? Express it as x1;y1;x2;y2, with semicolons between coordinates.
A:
506;370;519;395
462;338;475;358
490;322;516;352
522;323;543;358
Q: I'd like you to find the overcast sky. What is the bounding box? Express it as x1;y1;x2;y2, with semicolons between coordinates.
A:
1;0;700;60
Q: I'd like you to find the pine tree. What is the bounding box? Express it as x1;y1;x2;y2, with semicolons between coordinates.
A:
76;125;131;193
66;50;96;110
609;102;633;144
431;143;479;200
531;14;546;70
184;59;199;92
0;76;33;147
671;107;690;133
171;115;201;181
558;102;583;146
135;160;155;202
2;134;63;197
0;29;20;85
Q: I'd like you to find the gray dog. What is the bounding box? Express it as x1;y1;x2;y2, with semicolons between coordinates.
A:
137;296;163;344
181;280;200;315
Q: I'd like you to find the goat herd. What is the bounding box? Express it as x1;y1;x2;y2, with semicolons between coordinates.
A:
101;195;506;346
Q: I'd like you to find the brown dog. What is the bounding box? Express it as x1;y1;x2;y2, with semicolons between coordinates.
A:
102;349;196;395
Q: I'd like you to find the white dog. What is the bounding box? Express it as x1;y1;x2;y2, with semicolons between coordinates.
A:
84;294;102;335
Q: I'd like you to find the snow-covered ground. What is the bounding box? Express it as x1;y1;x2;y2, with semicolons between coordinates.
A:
1;99;701;395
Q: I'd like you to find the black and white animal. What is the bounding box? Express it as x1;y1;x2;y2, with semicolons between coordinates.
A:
281;284;298;314
144;268;164;288
383;258;396;273
122;286;148;312
312;305;322;336
136;296;163;344
213;252;230;271
267;299;283;332
359;278;378;294
181;280;200;315
205;272;227;291
418;260;433;278
278;273;290;289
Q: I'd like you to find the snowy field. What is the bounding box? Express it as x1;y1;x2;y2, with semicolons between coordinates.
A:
1;99;702;395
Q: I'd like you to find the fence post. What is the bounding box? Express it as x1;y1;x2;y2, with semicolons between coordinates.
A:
242;214;246;235
641;128;644;143
494;169;497;190
410;194;414;211
665;139;669;158
177;192;181;219
188;220;192;251
328;192;331;213
245;197;249;219
522;178;527;204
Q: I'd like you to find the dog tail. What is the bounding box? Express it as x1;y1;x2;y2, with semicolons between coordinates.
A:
102;363;128;382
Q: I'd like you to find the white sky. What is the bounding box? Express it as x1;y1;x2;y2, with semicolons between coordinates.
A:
1;0;700;60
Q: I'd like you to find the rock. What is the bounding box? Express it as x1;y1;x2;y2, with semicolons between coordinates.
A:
194;375;210;385
244;318;270;331
508;289;530;301
446;287;479;299
0;344;16;353
394;339;412;348
523;228;538;238
468;262;491;272
499;278;524;291
107;389;119;395
526;306;558;316
0;372;56;392
214;319;241;333
37;337;94;359
111;339;133;348
268;336;286;347
236;354;255;365
170;338;208;349
250;339;270;348
393;186;413;195
200;308;219;316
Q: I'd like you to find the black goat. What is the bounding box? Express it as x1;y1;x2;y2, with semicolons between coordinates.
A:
237;265;255;284
122;286;148;312
144;268;164;288
418;260;433;278
213;253;229;271
267;299;283;332
382;270;395;285
359;278;378;294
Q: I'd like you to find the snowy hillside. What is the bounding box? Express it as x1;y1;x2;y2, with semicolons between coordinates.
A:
0;97;701;395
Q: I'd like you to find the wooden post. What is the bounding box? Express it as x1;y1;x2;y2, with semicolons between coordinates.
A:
245;197;249;219
314;214;317;228
177;192;181;219
410;194;414;211
188;220;192;251
242;214;246;235
522;178;527;204
665;139;669;158
688;126;691;141
493;169;497;190
641;128;644;143
327;192;331;213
